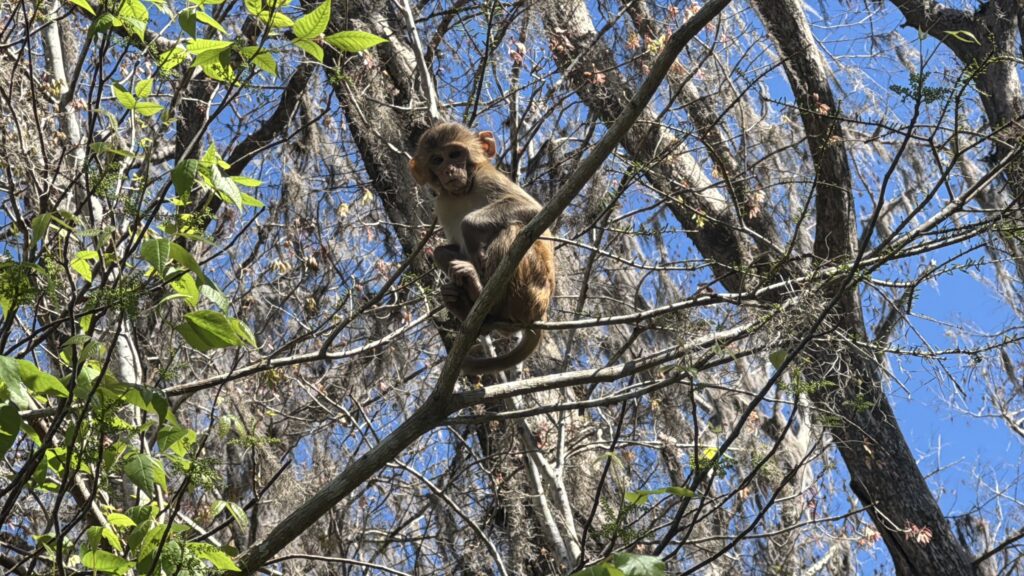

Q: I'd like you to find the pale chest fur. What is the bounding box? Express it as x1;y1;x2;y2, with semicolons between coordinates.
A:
435;192;490;249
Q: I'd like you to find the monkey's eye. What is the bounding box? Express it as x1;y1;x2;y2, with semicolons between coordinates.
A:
448;149;464;160
430;156;443;166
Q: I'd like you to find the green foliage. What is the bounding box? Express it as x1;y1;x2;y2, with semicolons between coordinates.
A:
623;485;694;505
890;72;949;104
0;261;40;318
569;553;667;576
0;0;389;573
175;310;256;351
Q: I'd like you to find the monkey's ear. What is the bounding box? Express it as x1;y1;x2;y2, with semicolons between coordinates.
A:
477;131;497;158
409;158;427;185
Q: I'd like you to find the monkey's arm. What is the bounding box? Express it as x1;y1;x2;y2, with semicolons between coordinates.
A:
460;198;541;265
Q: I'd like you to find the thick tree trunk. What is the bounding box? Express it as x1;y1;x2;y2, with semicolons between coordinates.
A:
541;0;978;572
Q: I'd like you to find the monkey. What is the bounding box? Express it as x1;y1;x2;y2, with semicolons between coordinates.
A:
409;122;556;375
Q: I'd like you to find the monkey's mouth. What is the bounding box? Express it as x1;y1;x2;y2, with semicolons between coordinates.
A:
441;174;470;193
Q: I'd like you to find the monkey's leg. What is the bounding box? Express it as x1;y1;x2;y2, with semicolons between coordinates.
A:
449;260;483;301
440;281;474;320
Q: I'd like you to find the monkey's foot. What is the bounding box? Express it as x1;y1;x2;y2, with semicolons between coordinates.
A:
441;282;472;320
449;260;483;300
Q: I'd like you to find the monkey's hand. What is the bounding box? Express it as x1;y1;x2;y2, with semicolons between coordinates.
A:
449;260;483;301
432;244;463;271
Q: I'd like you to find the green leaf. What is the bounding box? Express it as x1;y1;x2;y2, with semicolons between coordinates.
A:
70;250;98;282
239;46;277;76
187;38;232;55
141;239;171;276
944;29;980;45
258;9;294;28
81;550;133;575
0;403;22;456
664;486;695;497
189;542;241;571
158;47;189;71
200;285;229;310
67;0;96;15
239;192;265;208
325;30;387;53
170;273;200;308
231;175;262;187
124;453;167;496
194;48;236;83
179;8;197;36
211;499;249;528
293;0;329;39
172;158;200;199
117;0;148;40
293;38;323;62
31;213;52;245
243;0;262;16
133;101;164;116
157;423;194;456
106;513;137;529
570;563;625;576
175;310;242;351
89;13;121;37
211;166;243;208
112;84;136;109
610;553;666;576
168;242;207;283
19;361;68;397
135;78;153;98
769;349;787;369
195;9;227;33
230;318;256;346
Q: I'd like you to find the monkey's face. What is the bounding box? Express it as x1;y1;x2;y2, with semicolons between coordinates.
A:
429;145;472;195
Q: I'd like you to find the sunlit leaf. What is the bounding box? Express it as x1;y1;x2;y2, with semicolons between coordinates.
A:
196;9;226;33
175;310;242;351
238;46;277;76
135;77;154;98
293;38;323;62
158;47;189;71
81;550;133;575
258;9;294;28
70;250;98;282
325;30;387;53
170;273;200;308
67;0;96;15
133;101;164;116
187;38;233;54
106;513;137;529
293;0;329;39
610;553;666;576
112;84;136;109
19;361;68;398
189;542;241;571
211;166;243;208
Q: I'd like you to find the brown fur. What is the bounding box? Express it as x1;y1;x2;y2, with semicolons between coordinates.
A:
410;123;556;374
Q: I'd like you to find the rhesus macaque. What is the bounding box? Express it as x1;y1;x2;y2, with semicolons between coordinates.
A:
409;123;556;374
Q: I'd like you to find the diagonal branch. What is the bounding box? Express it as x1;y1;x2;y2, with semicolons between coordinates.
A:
231;1;732;572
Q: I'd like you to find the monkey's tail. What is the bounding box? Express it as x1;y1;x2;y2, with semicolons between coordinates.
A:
461;329;542;375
